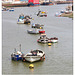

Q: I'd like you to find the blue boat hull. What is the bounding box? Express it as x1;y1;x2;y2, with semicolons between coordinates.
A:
11;57;22;61
9;10;14;11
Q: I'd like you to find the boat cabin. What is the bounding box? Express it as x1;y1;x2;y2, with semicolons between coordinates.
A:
26;50;43;56
40;34;47;39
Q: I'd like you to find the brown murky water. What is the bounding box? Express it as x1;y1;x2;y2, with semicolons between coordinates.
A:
2;4;73;75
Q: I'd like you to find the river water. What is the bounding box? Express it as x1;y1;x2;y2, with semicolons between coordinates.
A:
2;4;73;75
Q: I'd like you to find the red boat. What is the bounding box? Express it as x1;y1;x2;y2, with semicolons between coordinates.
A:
39;30;45;33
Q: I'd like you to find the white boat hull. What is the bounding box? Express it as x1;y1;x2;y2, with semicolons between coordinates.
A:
27;30;39;34
25;56;41;62
17;19;24;24
23;49;45;62
17;22;24;24
38;40;48;44
38;39;49;44
51;40;58;43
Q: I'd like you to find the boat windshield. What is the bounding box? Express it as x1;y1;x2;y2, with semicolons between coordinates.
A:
19;16;24;19
42;35;46;38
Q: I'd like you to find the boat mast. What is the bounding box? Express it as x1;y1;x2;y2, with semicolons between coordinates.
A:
14;48;16;52
20;44;21;51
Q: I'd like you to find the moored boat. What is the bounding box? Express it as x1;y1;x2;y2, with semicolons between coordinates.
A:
32;23;44;29
11;44;24;61
17;14;32;24
65;11;72;14
2;7;9;11
19;14;24;19
24;18;31;24
50;37;58;43
37;34;50;44
22;49;45;63
11;50;23;61
27;29;39;34
17;19;24;24
37;10;47;17
55;12;62;17
40;1;53;5
27;28;45;34
24;15;32;19
9;8;14;11
39;29;45;34
27;2;34;6
60;10;65;13
17;14;24;24
41;2;50;5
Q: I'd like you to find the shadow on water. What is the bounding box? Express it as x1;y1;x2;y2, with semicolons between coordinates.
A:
37;43;47;46
27;33;40;35
10;59;45;74
22;60;45;68
37;42;58;48
17;23;31;27
10;60;22;66
52;42;58;48
10;59;45;68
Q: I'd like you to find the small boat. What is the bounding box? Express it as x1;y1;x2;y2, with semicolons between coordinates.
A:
60;10;65;13
11;44;24;61
55;12;62;17
40;2;53;5
17;14;25;24
19;14;24;19
65;11;72;14
50;37;58;43
22;49;45;63
37;39;49;44
27;2;34;6
2;7;9;11
24;15;32;19
41;2;50;5
17;14;32;24
9;8;14;11
17;19;24;24
37;34;50;44
37;10;47;17
27;29;39;34
32;23;44;29
11;50;23;61
39;29;45;34
24;18;31;24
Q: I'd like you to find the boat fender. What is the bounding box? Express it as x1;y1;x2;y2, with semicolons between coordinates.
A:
40;27;42;29
32;18;34;20
45;15;47;17
23;58;25;62
43;55;45;59
48;43;51;46
37;40;39;42
41;57;43;60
